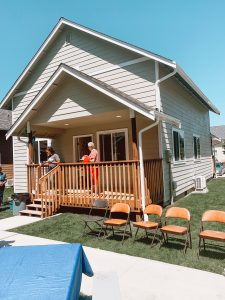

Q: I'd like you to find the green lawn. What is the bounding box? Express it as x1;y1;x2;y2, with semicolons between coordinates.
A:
0;187;13;219
11;179;225;274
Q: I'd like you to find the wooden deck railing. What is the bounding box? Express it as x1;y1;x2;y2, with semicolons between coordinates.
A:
143;159;164;205
27;159;163;217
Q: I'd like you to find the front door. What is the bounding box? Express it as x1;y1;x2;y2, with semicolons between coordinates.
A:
73;135;93;162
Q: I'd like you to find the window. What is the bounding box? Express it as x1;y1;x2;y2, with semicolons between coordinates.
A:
172;129;185;161
97;129;128;161
193;135;200;160
33;139;51;164
73;135;93;162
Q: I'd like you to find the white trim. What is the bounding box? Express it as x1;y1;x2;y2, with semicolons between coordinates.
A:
154;110;181;128
6;65;155;140
13;57;150;99
89;57;150;76
96;128;129;161
172;127;185;163
193;134;201;161
0;18;175;109
72;134;93;162
176;65;220;115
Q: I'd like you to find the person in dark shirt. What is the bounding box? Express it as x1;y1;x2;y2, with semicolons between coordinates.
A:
0;166;7;206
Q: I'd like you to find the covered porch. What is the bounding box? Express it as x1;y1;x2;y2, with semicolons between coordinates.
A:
7;65;179;217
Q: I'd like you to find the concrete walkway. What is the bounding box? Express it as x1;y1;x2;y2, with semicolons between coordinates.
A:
0;215;224;299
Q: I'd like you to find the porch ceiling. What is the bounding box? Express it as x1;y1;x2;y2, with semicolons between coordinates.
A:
32;108;130;130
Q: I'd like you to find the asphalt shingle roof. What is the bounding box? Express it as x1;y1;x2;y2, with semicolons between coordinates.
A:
211;125;225;140
0;109;12;130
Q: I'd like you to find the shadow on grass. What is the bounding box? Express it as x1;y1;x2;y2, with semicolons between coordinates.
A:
199;243;225;259
79;294;92;300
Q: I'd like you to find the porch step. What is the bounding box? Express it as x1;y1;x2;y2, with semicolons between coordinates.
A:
33;198;53;204
26;204;46;211
19;209;44;217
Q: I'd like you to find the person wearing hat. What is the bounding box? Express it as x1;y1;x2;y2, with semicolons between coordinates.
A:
0;166;7;206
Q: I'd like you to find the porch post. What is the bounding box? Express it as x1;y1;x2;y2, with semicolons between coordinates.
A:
130;109;138;160
27;121;33;164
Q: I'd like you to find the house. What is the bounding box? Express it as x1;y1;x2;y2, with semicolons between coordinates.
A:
0;18;220;217
0;109;13;180
211;125;225;163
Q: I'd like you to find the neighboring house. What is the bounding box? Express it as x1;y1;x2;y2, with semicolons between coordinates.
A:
211;125;225;163
0;18;220;217
0;109;13;179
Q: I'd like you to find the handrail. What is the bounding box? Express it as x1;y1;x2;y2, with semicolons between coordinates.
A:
28;159;164;217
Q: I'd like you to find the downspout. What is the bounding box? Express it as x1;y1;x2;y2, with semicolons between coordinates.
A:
155;61;177;111
138;118;159;221
155;62;177;205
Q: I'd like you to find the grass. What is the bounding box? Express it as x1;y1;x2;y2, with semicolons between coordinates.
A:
11;179;225;274
0;187;13;219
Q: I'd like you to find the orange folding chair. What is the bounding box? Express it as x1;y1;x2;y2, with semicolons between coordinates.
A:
103;203;132;243
198;210;225;255
133;204;162;246
160;207;192;253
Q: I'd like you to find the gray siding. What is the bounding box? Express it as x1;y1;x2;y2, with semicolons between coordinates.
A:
12;28;156;123
160;73;212;201
31;76;125;125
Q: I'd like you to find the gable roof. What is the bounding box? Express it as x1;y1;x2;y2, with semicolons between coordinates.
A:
0;109;12;131
0;18;220;115
211;125;225;140
6;64;181;139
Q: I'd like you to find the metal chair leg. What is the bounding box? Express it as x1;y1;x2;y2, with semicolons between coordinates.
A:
189;231;192;249
129;222;132;237
203;238;206;250
121;223;128;244
150;228;158;247
133;227;139;242
198;237;202;256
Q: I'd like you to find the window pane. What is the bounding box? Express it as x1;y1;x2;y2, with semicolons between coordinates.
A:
193;136;197;159
75;136;92;162
179;134;185;160
39;141;48;163
99;134;112;161
173;131;180;161
197;137;200;158
113;132;126;161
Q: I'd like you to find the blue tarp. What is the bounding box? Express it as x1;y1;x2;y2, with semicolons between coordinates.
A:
0;243;93;300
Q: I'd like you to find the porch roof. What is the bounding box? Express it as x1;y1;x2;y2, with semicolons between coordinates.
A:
6;64;181;139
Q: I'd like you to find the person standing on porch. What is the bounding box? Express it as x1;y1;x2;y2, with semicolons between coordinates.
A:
45;147;60;171
81;142;99;192
0;166;7;206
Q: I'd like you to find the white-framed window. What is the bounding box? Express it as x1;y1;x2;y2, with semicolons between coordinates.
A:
193;134;200;160
97;128;129;161
73;134;93;162
33;138;52;164
172;128;185;162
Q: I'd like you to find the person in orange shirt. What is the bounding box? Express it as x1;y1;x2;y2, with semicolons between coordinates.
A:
82;142;99;193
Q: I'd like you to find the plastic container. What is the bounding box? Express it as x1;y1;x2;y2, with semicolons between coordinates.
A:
11;193;30;216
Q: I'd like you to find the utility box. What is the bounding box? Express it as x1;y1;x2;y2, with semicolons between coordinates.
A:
12;193;30;216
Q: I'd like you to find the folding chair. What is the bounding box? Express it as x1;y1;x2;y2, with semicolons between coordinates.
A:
103;203;132;244
198;210;225;256
83;199;108;237
133;204;162;247
160;207;192;253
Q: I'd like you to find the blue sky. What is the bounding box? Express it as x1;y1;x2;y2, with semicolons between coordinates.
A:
0;0;224;125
